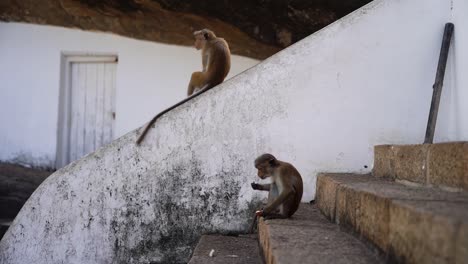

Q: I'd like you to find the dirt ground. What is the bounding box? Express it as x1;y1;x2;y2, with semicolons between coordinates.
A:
0;163;53;220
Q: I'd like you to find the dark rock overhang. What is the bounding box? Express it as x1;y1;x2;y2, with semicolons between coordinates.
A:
0;0;371;59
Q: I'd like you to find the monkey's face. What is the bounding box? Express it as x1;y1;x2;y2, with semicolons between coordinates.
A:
256;164;272;179
194;34;206;50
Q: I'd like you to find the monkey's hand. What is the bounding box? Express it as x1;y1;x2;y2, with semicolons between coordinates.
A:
251;182;260;190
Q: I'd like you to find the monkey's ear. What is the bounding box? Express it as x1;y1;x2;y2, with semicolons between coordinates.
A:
268;159;277;167
203;32;209;40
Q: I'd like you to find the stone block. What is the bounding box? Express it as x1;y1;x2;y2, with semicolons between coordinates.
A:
316;173;468;264
357;191;390;251
316;174;339;221
392;144;428;184
335;184;361;230
427;142;468;191
258;204;383;264
373;145;395;179
258;218;274;264
388;200;466;264
374;142;468;190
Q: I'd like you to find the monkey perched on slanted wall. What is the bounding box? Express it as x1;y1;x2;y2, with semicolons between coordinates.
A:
187;29;231;96
135;29;230;145
251;153;303;219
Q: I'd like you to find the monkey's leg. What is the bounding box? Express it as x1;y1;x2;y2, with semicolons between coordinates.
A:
263;189;293;215
187;72;205;96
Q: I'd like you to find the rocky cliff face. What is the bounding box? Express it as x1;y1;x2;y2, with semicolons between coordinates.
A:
0;0;371;59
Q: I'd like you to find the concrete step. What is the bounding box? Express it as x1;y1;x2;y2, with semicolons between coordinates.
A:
373;142;468;191
188;234;262;264
316;173;468;264
0;219;13;240
258;204;383;264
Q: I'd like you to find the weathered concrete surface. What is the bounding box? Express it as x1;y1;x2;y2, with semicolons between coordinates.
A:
373;142;468;191
316;173;468;264
0;113;269;263
258;204;383;264
0;130;264;263
188;235;261;264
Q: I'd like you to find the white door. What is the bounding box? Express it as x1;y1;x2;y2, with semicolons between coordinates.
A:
69;61;116;162
57;56;117;167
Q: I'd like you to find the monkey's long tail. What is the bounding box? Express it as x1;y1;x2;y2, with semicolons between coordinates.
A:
136;84;218;145
136;116;158;145
248;214;258;234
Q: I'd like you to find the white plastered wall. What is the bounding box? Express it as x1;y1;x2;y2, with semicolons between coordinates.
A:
0;23;259;168
1;0;468;263
436;0;468;140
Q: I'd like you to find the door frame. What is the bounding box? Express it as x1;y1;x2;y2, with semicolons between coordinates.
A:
56;53;118;168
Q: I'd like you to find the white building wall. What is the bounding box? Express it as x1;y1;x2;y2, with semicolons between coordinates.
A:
437;0;468;141
0;23;259;168
1;0;468;263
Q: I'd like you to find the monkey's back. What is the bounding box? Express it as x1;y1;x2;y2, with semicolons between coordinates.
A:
280;162;303;217
206;38;231;86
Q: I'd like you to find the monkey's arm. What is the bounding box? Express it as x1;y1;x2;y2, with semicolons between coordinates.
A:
251;182;270;191
202;54;208;72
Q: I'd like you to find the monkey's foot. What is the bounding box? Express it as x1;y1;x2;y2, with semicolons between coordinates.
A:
263;213;289;220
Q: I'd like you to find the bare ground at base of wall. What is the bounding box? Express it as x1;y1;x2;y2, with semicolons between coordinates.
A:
0;162;53;238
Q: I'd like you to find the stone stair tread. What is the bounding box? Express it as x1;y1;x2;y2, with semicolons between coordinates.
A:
319;173;468;220
259;204;383;264
373;143;468;191
188;234;262;264
316;173;468;263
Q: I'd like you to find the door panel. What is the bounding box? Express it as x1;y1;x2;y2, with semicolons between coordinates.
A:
68;61;116;163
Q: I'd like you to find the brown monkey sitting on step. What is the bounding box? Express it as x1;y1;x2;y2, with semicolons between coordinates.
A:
251;153;303;219
187;29;231;96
